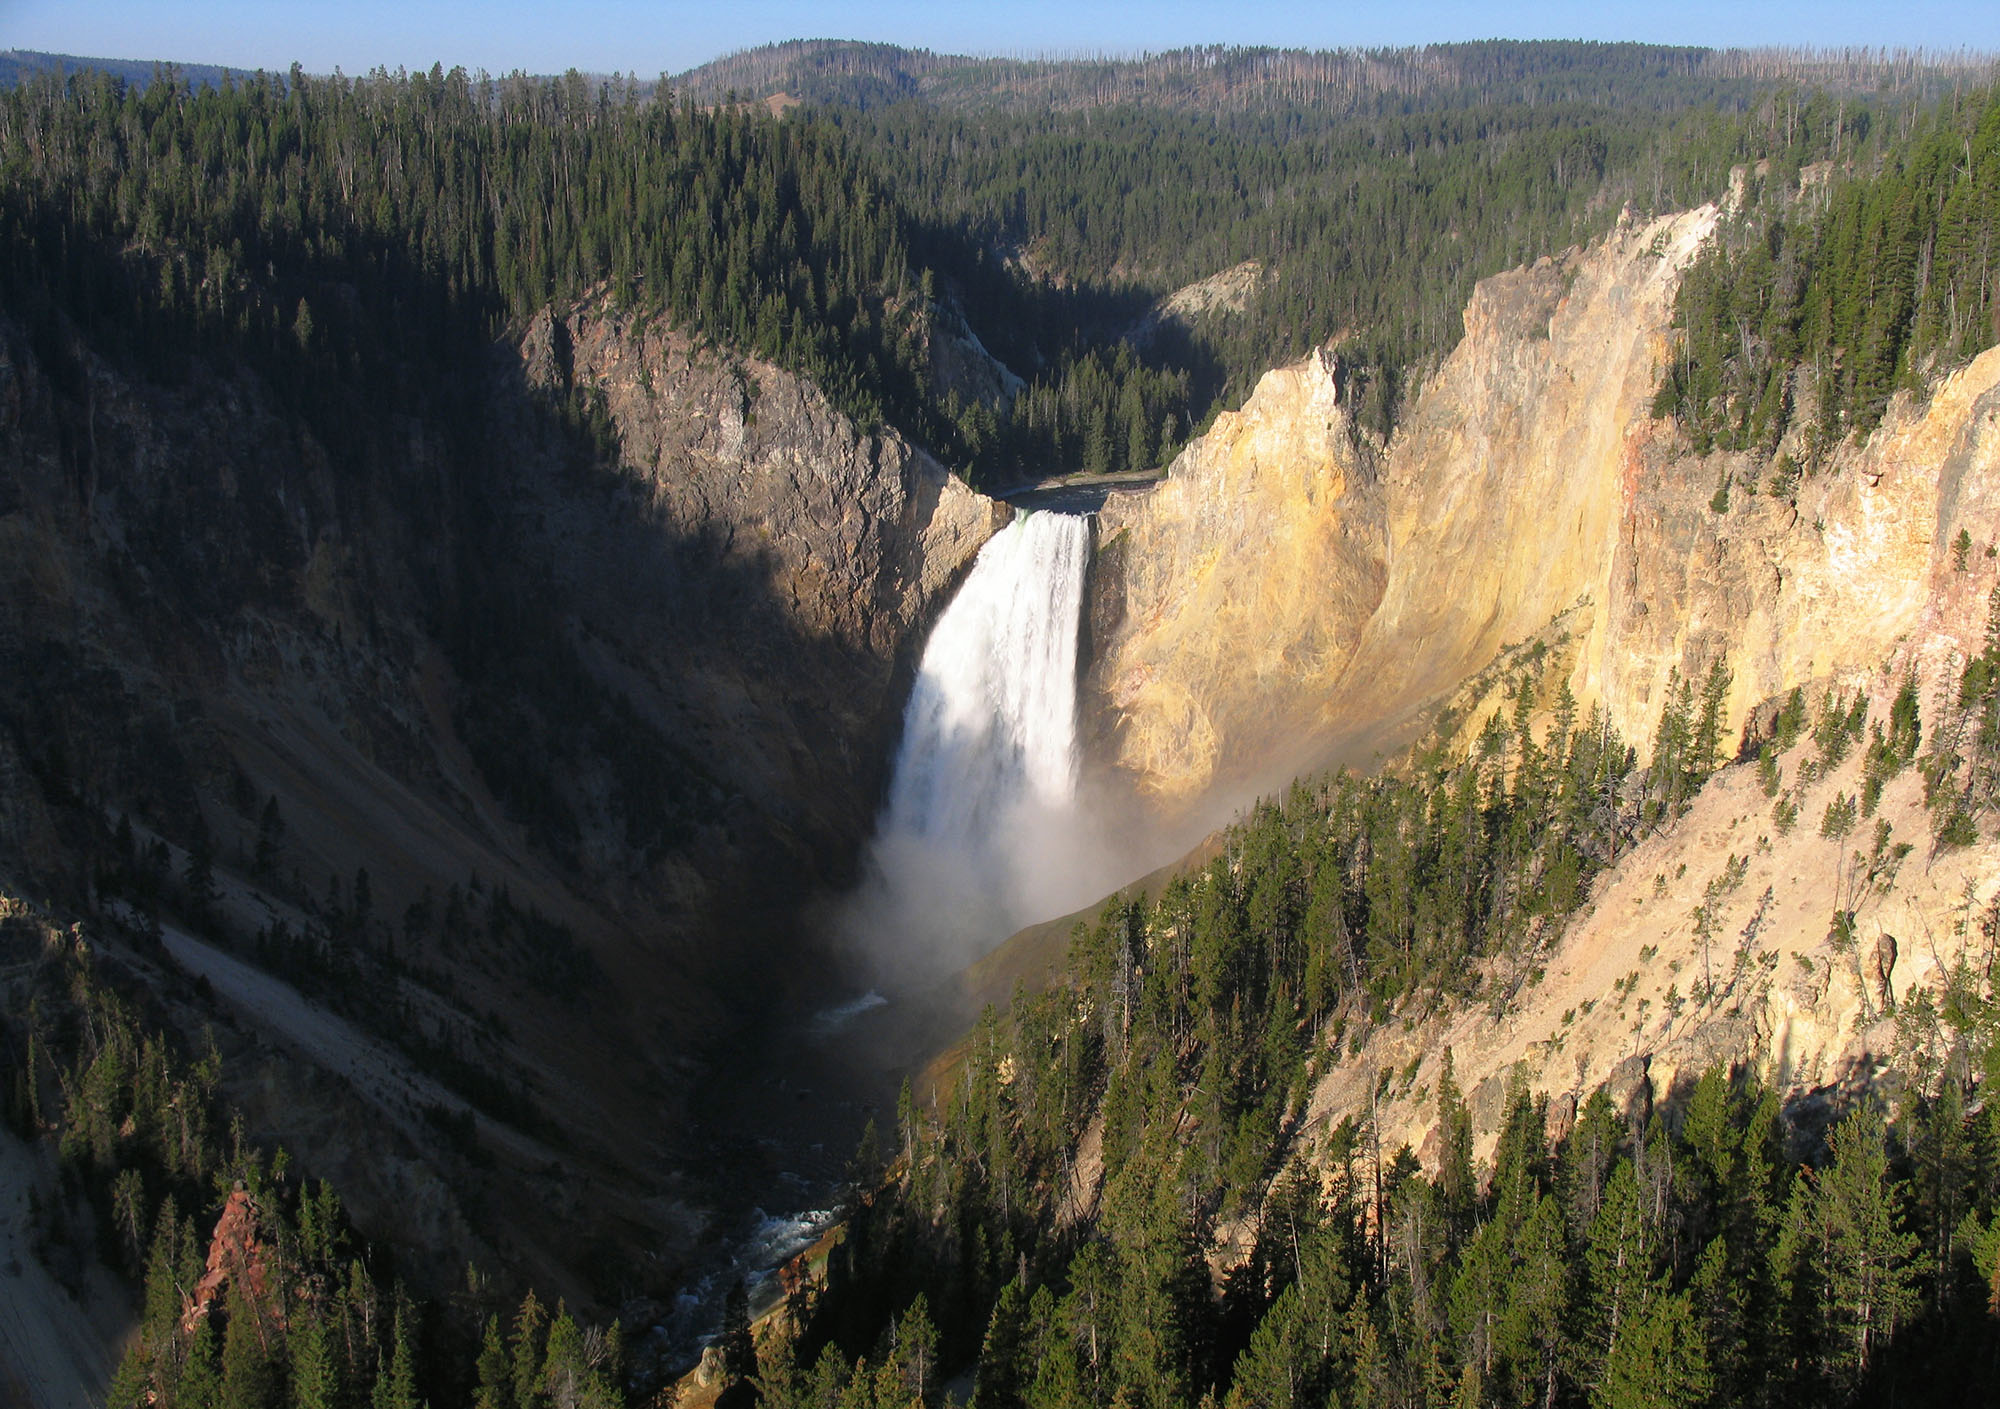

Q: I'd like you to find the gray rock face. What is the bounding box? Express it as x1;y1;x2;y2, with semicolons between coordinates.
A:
524;297;1004;872
0;294;1001;1306
1603;1055;1654;1121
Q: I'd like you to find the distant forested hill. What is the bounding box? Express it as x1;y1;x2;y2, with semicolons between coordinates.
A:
6;42;1995;479
668;38;1987;117
0;48;243;91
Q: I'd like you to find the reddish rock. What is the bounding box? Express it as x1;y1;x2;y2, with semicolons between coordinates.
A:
180;1186;282;1334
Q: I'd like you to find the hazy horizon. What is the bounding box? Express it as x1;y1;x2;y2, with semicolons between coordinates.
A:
9;0;1996;87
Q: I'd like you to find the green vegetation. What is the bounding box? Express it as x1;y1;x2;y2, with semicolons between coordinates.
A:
10;42;2000;1409
0;921;615;1409
756;677;2000;1409
0;65;949;457
7;46;1986;502
827;82;1860;437
669;39;1784;117
1926;587;2000;846
1653;85;2000;455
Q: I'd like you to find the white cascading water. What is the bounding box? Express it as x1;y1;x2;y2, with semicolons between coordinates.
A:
839;509;1096;978
886;510;1089;846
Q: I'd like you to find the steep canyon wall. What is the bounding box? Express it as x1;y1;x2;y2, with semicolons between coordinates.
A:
0;295;1001;1296
1088;203;2000;814
1082;205;2000;1161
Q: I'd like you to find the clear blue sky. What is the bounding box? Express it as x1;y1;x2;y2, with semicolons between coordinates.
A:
5;1;1995;79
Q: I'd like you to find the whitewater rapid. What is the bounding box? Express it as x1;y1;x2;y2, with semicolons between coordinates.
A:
842;510;1097;973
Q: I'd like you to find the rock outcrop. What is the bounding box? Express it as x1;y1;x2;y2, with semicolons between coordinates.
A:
182;1187;279;1333
1340;207;1716;735
1088;348;1384;802
520;297;1003;862
1087;207;1718;809
1590;342;2000;752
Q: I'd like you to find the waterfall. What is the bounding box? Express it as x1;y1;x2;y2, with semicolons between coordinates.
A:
844;510;1096;973
886;510;1090;847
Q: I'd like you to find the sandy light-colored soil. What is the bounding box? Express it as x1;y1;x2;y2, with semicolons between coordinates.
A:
1304;695;2000;1171
0;1130;128;1409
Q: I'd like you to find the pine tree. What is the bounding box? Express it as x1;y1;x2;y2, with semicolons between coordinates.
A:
291;1316;341;1409
1224;1282;1312;1409
183;1316;225;1409
1592;1289;1710;1409
473;1316;511;1409
889;1296;938;1405
511;1291;548;1409
1579;1159;1658;1387
372;1310;421;1409
1499;1194;1569;1408
971;1278;1029;1409
220;1284;278;1409
1434;1049;1477;1236
719;1280;757;1385
1811;1105;1924;1387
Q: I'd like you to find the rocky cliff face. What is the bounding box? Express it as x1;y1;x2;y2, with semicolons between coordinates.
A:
0;294;998;1303
1088;350;1384;803
520;298;1002;872
1307;664;2000;1175
1087;207;1718;809
1092;202;2000;815
1082;204;2000;1165
1591;343;2000;752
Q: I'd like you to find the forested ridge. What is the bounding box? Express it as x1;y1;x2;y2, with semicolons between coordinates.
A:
7;47;1996;489
0;64;949;460
1654;84;2000;454
670;39;1983;121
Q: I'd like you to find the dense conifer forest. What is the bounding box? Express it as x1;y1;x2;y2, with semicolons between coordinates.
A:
1653;89;2000;451
8;46;1994;484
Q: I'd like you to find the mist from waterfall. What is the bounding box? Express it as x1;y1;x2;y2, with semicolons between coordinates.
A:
838;509;1114;980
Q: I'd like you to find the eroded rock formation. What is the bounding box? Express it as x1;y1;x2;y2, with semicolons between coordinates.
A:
1088;349;1385;802
1082;203;2000;1164
1087;206;1719;806
1088;202;2000;819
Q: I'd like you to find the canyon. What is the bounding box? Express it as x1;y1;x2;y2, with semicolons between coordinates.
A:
7;176;2000;1392
0;285;1004;1308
